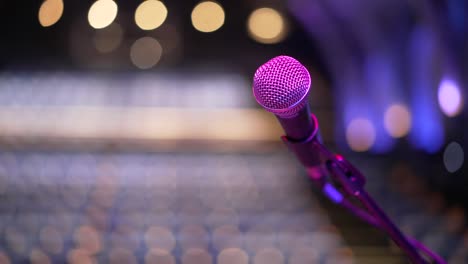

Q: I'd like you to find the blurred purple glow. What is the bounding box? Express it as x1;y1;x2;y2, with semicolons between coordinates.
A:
365;51;400;152
409;26;444;153
438;78;463;117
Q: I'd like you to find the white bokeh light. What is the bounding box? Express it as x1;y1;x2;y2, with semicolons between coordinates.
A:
438;78;463;117
443;142;464;173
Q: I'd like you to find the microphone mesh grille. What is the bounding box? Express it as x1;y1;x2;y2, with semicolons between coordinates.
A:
252;56;311;118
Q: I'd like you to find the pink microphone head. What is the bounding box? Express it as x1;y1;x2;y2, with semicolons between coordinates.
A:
253;55;311;118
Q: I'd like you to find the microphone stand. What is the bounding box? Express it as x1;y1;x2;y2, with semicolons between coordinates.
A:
281;115;446;264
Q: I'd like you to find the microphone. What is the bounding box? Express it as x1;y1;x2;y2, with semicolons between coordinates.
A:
252;56;438;264
252;56;314;142
252;56;329;172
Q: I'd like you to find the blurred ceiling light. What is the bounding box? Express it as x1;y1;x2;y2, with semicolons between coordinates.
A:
135;0;168;30
38;0;64;27
88;0;118;29
247;8;286;44
438;78;463;117
191;1;225;33
130;37;163;69
93;22;123;53
443;142;464;173
346;118;376;152
384;104;412;138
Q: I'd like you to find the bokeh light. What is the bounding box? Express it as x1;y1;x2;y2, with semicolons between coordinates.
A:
5;227;27;256
438;78;463;117
93;22;123;53
73;225;102;255
179;224;209;250
289;246;320;264
182;248;212;264
135;0;168;30
30;249;51;264
253;248;285;264
191;1;225;33
217;248;249;264
38;0;64;27
145;248;175;264
108;247;137;264
39;226;64;255
67;248;96;264
443;142;464;173
88;0;118;29
384;104;412;138
346;118;376;152
144;226;176;251
212;225;242;251
130;37;163;69
0;251;10;264
247;8;287;44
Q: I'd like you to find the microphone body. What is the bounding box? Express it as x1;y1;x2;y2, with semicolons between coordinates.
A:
276;105;314;142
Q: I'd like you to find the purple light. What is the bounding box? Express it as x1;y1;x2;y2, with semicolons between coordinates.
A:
438;78;463;117
409;26;444;153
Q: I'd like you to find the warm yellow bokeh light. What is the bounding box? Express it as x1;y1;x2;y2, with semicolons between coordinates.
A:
191;1;225;33
130;37;163;69
135;0;168;30
38;0;64;27
346;118;376;152
88;0;118;29
247;8;286;44
384;104;412;138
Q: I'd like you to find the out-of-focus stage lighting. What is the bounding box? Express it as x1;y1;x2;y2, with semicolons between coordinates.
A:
438;78;463;117
191;1;225;33
88;0;118;29
135;0;168;30
0;251;10;264
217;248;248;264
130;37;163;69
39;226;63;255
73;225;102;255
93;23;123;53
67;248;96;264
346;118;376;152
182;248;212;264
38;0;64;27
30;249;51;264
145;248;175;264
247;8;286;44
384;104;412;138
443;142;464;173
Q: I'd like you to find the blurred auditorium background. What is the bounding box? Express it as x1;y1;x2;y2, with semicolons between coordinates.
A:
0;0;466;263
